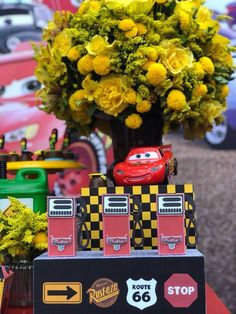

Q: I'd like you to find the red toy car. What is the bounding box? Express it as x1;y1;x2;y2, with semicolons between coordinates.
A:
113;145;177;186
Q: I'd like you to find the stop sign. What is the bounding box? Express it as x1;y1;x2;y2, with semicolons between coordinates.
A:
164;274;198;308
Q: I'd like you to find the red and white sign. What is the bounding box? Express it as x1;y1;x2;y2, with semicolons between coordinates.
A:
102;194;130;257
157;194;186;255
164;274;198;308
47;197;77;257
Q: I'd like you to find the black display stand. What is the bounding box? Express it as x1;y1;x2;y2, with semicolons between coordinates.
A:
34;250;205;314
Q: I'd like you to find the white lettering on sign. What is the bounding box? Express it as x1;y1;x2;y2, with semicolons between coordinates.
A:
168;286;195;295
126;278;157;310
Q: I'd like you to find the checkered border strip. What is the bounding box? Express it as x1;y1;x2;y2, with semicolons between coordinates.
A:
80;184;196;250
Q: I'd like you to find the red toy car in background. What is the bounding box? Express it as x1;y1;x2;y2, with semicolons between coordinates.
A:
113;145;177;186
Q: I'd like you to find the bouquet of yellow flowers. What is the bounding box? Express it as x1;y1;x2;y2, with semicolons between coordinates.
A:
0;198;47;262
34;0;235;138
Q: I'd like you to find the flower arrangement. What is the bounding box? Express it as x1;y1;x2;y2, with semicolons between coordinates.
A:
34;0;235;138
0;198;47;262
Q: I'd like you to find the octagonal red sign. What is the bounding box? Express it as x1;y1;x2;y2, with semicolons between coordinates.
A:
164;274;198;308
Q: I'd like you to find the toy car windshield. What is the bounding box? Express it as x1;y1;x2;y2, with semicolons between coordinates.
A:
127;150;161;164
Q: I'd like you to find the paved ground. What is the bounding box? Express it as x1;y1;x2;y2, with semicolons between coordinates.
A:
164;133;236;313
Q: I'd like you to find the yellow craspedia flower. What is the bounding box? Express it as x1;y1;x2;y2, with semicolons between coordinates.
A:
143;60;156;71
193;84;208;97
69;90;86;111
199;57;215;75
146;63;167;86
156;0;167;3
118;19;136;31
90;0;101;11
33;232;48;250
225;54;234;67
93;55;111;76
125;113;143;129
77;54;94;75
143;47;158;61
136;23;148;36
136;100;152;113
67;47;80;61
192;62;205;79
220;85;230;98
178;11;191;30
78;2;88;14
167;90;186;111
125;26;138;38
125;88;137;104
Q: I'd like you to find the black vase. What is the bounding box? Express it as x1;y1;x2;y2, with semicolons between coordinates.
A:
110;111;163;161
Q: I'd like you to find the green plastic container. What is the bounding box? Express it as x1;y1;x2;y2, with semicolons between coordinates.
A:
0;168;48;213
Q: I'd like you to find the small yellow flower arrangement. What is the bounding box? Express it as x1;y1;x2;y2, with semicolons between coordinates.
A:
34;0;235;138
0;198;47;262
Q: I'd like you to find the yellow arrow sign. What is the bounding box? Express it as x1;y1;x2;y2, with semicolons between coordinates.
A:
43;282;82;304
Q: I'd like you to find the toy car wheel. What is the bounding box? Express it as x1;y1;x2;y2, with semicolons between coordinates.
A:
173;158;178;175
205;118;236;149
162;166;169;185
0;31;42;53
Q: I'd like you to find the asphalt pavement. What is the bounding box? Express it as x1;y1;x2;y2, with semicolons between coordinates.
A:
164;133;236;313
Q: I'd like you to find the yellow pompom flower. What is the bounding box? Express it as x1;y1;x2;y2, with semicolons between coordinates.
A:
90;0;101;11
136;100;152;113
125;113;143;129
192;62;205;79
220;85;230;98
69;90;86;111
77;54;94;75
178;11;191;30
136;23;148;36
143;60;156;71
125;26;138;38
93;55;111;76
199;57;215;75
146;63;167;86
118;19;136;31
67;47;80;61
142;47;158;61
193;84;208;97
33;232;48;250
78;3;88;14
125;88;137;104
167;90;186;111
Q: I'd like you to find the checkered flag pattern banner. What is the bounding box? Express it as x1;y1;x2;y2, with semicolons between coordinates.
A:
80;184;196;250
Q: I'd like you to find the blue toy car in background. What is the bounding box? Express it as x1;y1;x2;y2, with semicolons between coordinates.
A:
205;7;236;149
205;78;236;149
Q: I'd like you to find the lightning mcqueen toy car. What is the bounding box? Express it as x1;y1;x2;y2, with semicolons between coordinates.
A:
113;145;177;186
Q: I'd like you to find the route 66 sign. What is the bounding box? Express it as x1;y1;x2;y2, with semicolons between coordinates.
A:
126;278;157;310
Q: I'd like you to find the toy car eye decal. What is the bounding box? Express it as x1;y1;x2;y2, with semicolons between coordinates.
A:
0;13;34;27
145;153;151;157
